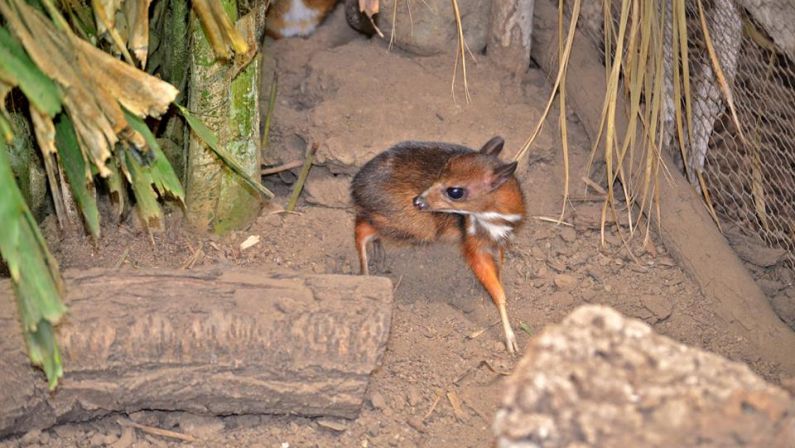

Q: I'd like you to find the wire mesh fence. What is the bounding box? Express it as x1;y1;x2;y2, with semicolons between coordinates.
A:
574;0;795;273
696;1;795;271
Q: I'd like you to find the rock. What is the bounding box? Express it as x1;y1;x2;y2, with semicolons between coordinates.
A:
89;432;108;447
406;386;422;407
494;305;795;448
344;0;376;35
19;429;41;446
360;0;491;56
758;278;785;296
406;416;426;433
771;288;795;331
725;226;786;267
369;390;387;410
110;426;136;448
176;413;225;439
551;291;575;307
316;417;349;432
303;167;351;208
640;294;673;322
553;274;577;290
559;227;577;243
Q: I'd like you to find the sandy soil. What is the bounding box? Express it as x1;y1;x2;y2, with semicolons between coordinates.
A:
2;6;790;448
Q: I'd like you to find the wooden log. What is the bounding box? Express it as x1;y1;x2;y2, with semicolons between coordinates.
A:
530;0;795;375
0;268;393;436
488;0;535;76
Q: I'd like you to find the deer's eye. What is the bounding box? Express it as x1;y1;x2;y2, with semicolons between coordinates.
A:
446;187;466;200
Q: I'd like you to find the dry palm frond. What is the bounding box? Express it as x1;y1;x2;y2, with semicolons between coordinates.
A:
514;0;581;164
450;0;471;104
192;0;249;61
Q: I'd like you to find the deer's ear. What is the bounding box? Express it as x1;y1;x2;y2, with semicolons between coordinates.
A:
479;136;505;156
490;161;518;189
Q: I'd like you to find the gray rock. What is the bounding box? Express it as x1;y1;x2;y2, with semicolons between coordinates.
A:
304;168;351;208
176;413;224;439
640;294;673;322
771;288;795;331
494;305;795;447
370;0;491;56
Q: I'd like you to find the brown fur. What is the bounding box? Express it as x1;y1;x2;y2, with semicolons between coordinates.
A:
265;0;338;39
351;137;527;353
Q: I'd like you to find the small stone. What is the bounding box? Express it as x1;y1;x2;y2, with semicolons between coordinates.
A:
758;279;785;296
604;284;613;292
641;295;673;321
406;416;426;433
19;430;41;446
658;257;677;267
89;432;107;447
560;227;577;243
53;425;83;439
531;246;546;260
145;434;168;448
548;259;567;273
551;291;575;307
177;413;225;438
406;386;422;407
604;233;620;246
317;417;349;432
111;427;136;448
553;274;577;290
102;432;119;445
535;266;549;278
369;390;387;410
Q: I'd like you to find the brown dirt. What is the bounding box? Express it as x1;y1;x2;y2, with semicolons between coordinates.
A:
3;6;792;448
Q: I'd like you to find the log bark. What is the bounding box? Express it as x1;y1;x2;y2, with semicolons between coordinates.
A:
0;268;393;436
488;0;535;76
530;0;795;375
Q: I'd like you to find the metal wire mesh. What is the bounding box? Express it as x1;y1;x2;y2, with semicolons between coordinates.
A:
574;0;795;272
694;1;795;271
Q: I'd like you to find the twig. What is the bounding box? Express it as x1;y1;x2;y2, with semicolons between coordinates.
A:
261;160;303;176
450;0;471;104
392;274;404;293
465;319;500;340
118;419;197;443
114;247;130;269
446;390;467;422
286;143;319;212
580;176;607;195
533;216;574;227
261;71;278;152
423;389;444;421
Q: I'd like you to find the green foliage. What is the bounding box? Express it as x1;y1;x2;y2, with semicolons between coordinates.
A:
122;110;186;227
54;114;100;238
0;139;65;390
176;104;273;199
0;25;61;115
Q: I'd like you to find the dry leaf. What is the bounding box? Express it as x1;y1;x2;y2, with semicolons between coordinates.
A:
359;0;380;17
446;390;468;422
124;0;152;67
240;235;260;251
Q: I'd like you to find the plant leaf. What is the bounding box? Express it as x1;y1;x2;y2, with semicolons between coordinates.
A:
55;113;100;238
0;138;65;390
176;104;273;198
124;109;185;201
0;25;61;116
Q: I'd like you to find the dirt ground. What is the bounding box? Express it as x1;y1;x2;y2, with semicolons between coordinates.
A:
3;6;792;448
